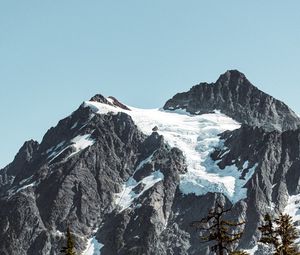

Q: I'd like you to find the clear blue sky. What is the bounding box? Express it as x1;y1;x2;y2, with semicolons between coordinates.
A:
1;1;300;168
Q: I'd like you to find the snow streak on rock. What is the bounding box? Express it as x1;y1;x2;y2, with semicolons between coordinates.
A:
115;170;164;211
243;245;258;255
67;134;95;159
47;134;95;163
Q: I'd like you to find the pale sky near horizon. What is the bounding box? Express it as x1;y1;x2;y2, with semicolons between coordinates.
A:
1;1;300;168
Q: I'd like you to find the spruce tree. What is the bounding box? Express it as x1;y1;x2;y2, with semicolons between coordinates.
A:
258;213;279;251
60;227;76;255
191;201;245;255
275;213;300;255
259;213;300;255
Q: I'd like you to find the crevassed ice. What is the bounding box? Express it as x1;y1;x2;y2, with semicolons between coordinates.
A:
84;100;257;203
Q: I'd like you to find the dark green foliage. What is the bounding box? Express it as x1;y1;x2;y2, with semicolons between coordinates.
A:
258;213;279;249
191;201;245;255
259;213;300;255
60;227;76;255
275;213;300;255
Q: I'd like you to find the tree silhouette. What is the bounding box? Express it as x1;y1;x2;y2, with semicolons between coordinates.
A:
60;227;76;255
258;213;279;250
259;213;300;255
191;201;245;255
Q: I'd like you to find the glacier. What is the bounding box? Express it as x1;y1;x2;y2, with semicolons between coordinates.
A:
84;99;257;204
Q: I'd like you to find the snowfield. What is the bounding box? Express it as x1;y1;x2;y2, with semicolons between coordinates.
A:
84;99;257;204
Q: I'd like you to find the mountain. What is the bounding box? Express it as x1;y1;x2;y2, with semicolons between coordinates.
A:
164;70;300;132
1;70;300;255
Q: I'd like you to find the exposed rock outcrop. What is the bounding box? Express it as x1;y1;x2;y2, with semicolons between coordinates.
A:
164;70;300;132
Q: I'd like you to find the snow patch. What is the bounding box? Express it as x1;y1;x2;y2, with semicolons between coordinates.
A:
106;97;114;104
82;236;104;255
15;182;37;193
47;134;95;164
48;146;71;163
243;245;258;255
67;134;95;159
54;230;64;237
47;141;66;159
19;176;33;185
71;122;78;129
135;153;154;173
284;194;300;222
115;170;164;211
284;193;300;243
83;101;121;115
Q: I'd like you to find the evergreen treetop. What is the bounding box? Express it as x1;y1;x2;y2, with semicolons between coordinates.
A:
60;227;76;255
259;213;300;255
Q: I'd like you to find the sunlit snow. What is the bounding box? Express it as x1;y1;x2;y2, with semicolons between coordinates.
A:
82;236;104;255
243;245;258;255
47;141;66;159
47;134;95;163
71;121;78;129
6;175;37;197
284;194;300;243
66;134;95;159
85;100;257;203
115;170;164;211
284;194;300;222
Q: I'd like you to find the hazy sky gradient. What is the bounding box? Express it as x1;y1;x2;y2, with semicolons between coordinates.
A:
1;1;300;167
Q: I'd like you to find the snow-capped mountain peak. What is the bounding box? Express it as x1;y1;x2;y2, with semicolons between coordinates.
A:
2;71;300;255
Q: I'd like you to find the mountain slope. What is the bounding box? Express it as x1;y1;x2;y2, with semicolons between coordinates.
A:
1;71;300;255
164;70;300;132
0;104;186;254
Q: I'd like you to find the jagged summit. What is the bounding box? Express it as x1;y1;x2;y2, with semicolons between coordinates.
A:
90;94;131;111
90;94;112;105
164;70;300;132
215;69;248;85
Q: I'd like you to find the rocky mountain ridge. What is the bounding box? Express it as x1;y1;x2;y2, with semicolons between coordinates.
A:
1;70;300;255
164;70;300;132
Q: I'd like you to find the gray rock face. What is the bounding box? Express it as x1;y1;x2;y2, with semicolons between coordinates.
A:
0;139;39;196
0;101;187;255
163;70;300;132
211;125;300;251
1;72;300;255
98;146;186;255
